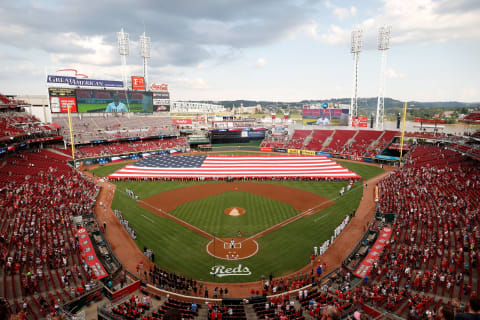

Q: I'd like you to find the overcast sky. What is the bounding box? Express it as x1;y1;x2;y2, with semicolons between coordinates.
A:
1;0;479;102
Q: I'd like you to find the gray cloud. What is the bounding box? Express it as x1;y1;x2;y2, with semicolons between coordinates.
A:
0;0;317;67
434;0;480;14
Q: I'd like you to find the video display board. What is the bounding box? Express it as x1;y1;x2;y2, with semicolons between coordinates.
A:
49;88;77;113
153;91;170;112
76;89;153;113
302;108;349;126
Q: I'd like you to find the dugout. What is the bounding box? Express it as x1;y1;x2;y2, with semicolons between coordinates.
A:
376;212;395;223
222;296;266;305
210;128;266;144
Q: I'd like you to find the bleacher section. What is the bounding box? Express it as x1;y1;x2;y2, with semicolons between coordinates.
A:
56;137;188;159
284;130;311;149
365;130;399;157
0;149;102;319
0;112;58;141
357;145;480;317
323;130;356;154
461;112;480;124
347;130;383;157
53;115;179;144
261;129;399;157
305;129;334;151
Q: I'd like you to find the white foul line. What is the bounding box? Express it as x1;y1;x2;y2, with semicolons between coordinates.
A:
142;215;154;223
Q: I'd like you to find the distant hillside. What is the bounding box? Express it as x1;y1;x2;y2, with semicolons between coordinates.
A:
195;98;478;113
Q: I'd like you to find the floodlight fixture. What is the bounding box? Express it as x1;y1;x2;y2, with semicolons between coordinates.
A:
377;25;392;51
350;29;363;54
140;33;151;58
117;28;130;56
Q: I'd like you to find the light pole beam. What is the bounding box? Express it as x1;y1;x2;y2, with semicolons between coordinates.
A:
117;28;130;90
117;28;131;111
350;28;363;126
140;32;151;90
376;25;392;130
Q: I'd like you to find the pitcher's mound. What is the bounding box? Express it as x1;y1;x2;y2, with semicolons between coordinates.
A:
224;207;246;216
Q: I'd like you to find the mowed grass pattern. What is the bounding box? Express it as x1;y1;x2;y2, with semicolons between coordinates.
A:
91;155;384;282
170;191;299;237
111;190;212;278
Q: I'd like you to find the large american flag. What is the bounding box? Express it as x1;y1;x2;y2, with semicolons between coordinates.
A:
108;155;360;180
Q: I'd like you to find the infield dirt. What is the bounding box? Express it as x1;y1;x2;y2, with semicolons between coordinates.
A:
86;160;393;298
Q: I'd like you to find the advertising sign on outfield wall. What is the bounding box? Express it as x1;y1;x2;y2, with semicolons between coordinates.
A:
301;150;316;156
316;151;332;157
354;227;392;278
76;228;108;280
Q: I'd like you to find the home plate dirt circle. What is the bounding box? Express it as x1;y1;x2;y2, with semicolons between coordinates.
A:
224;207;246;216
206;238;258;260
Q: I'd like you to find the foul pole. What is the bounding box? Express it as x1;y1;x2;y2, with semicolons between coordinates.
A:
399;102;408;161
67;105;76;166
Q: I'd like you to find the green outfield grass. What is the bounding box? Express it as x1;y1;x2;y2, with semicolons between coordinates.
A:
91;156;384;282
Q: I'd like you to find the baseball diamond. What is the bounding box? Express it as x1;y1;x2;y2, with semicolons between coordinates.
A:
89;157;385;285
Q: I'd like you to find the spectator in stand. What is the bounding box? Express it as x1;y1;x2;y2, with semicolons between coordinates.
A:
427;304;455;320
455;296;480;320
321;305;340;320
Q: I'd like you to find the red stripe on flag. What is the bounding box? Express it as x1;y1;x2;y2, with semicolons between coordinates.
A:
108;155;360;180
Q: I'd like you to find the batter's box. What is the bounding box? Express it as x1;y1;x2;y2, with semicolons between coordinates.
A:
223;243;242;249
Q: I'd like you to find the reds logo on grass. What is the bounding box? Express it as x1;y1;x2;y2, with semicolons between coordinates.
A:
210;264;252;277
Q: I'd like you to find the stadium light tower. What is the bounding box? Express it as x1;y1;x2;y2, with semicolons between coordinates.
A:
376;25;392;130
117;28;130;89
140;32;151;90
350;28;363;126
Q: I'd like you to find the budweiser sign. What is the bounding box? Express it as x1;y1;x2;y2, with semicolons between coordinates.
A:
150;83;168;91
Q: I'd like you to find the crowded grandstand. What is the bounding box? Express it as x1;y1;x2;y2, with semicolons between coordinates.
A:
1;72;480;320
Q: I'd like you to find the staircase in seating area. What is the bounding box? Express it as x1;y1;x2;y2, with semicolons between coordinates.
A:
369;130;385;150
302;131;314;148
244;304;258;320
345;130;359;149
321;129;335;150
197;305;209;319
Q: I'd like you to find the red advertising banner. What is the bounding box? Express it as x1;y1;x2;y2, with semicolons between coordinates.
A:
414;118;446;123
352;116;368;127
77;228;108;280
50;96;77;113
131;76;145;90
150;83;168;91
260;147;273;152
173;119;192;125
354;227;392;278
